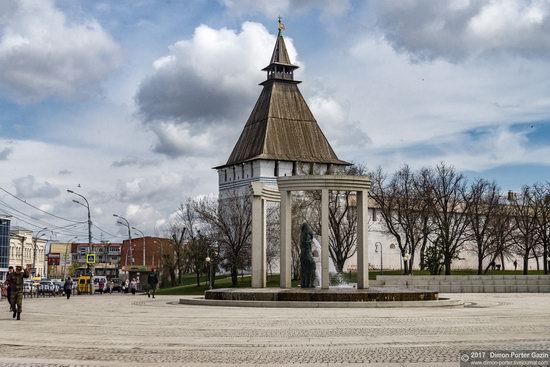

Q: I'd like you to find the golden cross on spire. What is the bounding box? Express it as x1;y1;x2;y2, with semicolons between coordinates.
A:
278;16;285;35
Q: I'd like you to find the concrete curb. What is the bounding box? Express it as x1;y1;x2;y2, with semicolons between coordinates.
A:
178;296;464;308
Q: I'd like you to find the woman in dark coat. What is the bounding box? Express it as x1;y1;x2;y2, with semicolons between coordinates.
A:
64;276;73;300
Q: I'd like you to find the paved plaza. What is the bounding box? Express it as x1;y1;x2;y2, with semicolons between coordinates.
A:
0;293;549;366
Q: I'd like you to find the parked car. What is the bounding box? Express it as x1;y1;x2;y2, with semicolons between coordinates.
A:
52;280;65;295
77;276;91;295
39;280;57;296
93;276;108;293
110;278;123;293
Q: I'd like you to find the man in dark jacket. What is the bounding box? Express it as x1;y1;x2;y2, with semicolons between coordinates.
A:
147;268;159;299
6;266;14;312
12;265;29;320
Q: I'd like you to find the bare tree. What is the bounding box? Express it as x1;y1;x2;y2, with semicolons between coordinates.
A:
167;221;186;286
370;165;433;274
509;186;541;274
466;179;503;274
533;183;550;274
266;203;280;280
425;163;471;275
195;190;252;287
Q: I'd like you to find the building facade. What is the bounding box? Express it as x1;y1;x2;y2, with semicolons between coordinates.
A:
120;236;173;271
8;226;46;277
0;217;10;281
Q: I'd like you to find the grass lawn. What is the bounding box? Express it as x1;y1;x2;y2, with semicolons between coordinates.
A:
156;274;298;296
157;269;547;295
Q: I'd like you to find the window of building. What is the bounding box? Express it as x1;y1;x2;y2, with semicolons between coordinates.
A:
224;169;227;182
233;166;236;181
292;161;297;175
274;161;279;176
251;162;254;177
241;164;245;179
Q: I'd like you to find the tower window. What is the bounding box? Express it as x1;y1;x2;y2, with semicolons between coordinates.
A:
241;164;245;180
292;161;297;175
224;170;227;182
233;166;236;181
251;162;254;177
274;161;279;176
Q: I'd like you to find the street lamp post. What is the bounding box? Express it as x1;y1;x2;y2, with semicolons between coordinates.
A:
67;189;93;291
132;227;146;267
33;228;48;276
375;242;383;275
114;214;132;267
205;251;212;290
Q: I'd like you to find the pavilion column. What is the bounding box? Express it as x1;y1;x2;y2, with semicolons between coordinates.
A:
280;190;292;288
357;190;369;289
251;196;266;288
321;188;329;289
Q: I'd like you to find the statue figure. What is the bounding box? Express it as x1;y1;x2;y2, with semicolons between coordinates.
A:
300;223;316;288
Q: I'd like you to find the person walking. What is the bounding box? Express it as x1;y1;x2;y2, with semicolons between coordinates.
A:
108;280;114;294
6;266;14;312
11;265;30;320
147;268;159;299
513;260;518;271
130;278;137;295
98;279;105;294
64;276;73;300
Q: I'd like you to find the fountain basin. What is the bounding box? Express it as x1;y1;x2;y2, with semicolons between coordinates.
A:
204;287;438;302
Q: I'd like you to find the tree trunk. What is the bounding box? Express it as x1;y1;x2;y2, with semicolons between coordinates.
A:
419;242;427;271
336;259;345;274
523;255;529;275
444;257;452;275
477;255;483;275
544;243;548;275
231;267;238;286
170;269;177;287
500;252;505;271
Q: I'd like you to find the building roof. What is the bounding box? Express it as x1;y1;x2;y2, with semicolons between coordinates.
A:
215;29;349;169
262;33;295;69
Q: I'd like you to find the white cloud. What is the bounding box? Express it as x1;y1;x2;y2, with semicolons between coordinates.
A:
13;175;60;199
136;22;299;158
367;0;550;61
137;22;297;123
221;0;351;18
0;0;121;103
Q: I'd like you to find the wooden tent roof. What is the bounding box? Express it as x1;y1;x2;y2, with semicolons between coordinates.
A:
216;32;348;169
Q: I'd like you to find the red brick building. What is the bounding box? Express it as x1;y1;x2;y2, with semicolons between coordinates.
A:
120;237;173;271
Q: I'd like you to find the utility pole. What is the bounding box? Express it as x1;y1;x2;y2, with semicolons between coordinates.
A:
68;189;93;292
33;228;48;276
113;214;132;268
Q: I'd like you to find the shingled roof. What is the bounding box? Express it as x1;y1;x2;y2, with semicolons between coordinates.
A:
216;31;349;169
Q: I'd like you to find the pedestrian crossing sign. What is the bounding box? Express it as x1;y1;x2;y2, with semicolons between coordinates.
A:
86;254;96;264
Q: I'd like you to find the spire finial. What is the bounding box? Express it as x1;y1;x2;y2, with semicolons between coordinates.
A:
278;16;285;36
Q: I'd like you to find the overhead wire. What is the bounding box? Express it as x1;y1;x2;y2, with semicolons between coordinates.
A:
0;186;132;243
0;186;84;223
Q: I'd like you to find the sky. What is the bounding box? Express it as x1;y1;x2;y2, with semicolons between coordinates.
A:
1;0;550;243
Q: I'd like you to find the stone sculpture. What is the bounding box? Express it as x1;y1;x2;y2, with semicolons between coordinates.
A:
300;223;316;288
